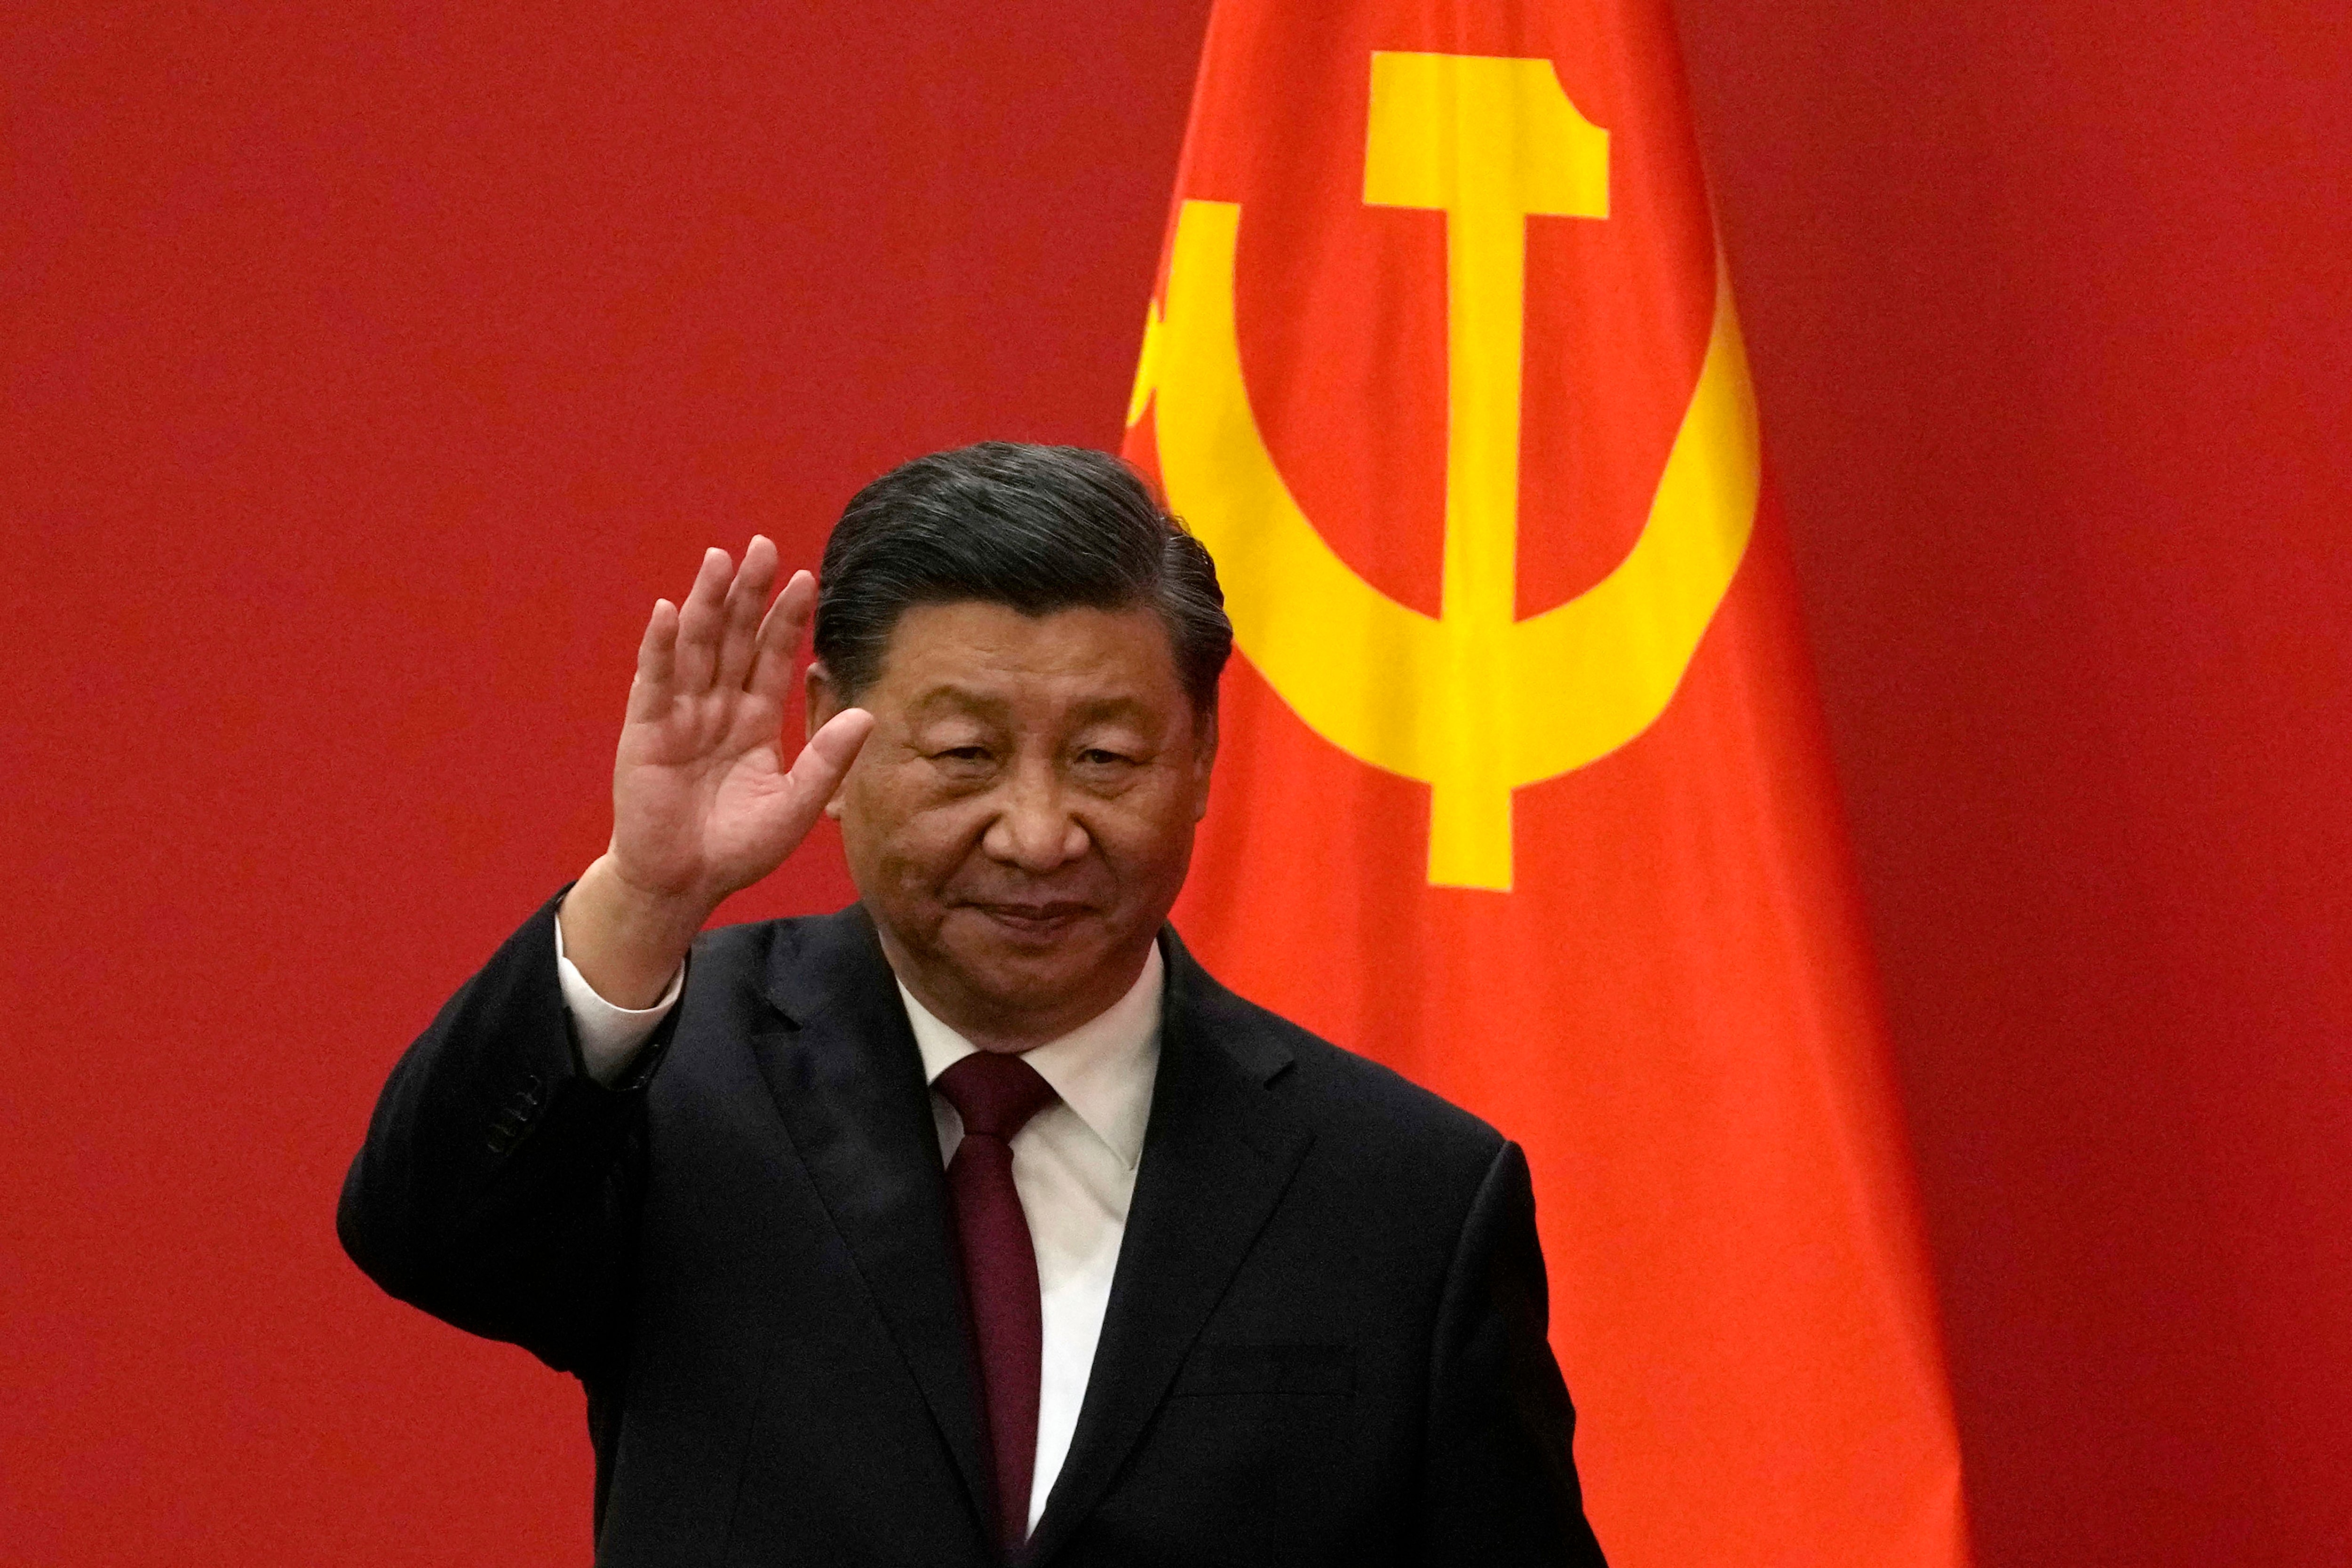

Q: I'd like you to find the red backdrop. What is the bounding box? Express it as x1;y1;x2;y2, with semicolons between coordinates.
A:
3;2;2344;1565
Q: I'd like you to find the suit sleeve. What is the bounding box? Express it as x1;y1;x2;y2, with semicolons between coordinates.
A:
1418;1139;1609;1566
336;888;679;1378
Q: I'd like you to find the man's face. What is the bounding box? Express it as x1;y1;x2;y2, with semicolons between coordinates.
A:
808;599;1216;1050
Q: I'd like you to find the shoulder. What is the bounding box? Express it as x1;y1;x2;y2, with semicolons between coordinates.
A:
1280;1006;1503;1158
686;905;885;996
1166;933;1507;1179
689;905;860;964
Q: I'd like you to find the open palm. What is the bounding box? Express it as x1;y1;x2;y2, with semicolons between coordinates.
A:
609;537;873;911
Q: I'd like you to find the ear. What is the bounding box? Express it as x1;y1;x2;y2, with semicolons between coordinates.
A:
1187;701;1219;821
805;661;856;819
804;660;842;741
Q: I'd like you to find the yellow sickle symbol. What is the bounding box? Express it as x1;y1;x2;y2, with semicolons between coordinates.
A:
1132;52;1761;891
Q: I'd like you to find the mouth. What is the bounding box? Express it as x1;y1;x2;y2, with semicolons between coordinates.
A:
969;901;1096;939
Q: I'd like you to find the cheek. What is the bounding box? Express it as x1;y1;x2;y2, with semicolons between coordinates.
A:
1086;786;1202;890
856;779;991;888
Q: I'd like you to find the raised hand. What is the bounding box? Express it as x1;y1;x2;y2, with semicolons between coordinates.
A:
560;538;874;1007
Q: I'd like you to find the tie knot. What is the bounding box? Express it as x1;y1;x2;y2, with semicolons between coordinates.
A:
935;1051;1057;1141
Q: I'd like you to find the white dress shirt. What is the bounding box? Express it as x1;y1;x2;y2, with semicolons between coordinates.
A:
555;917;1161;1534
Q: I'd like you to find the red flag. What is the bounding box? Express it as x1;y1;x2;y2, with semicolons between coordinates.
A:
1124;3;1971;1562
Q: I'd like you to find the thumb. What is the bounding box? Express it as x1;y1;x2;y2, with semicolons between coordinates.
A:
789;707;876;819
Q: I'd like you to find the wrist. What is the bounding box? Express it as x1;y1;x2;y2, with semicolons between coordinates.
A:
559;856;713;1008
586;852;722;936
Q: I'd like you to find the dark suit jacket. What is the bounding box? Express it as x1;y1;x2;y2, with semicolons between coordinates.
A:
340;893;1606;1566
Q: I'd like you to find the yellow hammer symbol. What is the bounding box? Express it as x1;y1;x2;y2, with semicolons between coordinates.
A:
1133;52;1761;891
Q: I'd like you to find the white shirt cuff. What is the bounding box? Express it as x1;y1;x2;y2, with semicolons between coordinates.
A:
554;911;685;1086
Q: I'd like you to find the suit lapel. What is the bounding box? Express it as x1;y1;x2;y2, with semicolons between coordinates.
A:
1023;930;1315;1565
747;907;996;1542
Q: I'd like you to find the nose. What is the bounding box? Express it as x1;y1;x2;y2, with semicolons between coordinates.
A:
981;756;1090;873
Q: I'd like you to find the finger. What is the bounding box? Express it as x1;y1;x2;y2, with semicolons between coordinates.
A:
747;568;817;704
625;598;680;723
715;535;778;692
673;546;732;693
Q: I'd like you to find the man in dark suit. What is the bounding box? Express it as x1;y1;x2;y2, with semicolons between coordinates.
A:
340;443;1608;1565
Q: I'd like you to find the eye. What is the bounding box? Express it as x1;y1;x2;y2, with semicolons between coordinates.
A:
1076;747;1136;768
928;745;998;778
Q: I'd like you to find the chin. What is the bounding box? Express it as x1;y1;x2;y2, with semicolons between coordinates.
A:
946;915;1110;991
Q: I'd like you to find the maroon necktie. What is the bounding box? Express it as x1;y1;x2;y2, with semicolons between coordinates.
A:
935;1051;1058;1554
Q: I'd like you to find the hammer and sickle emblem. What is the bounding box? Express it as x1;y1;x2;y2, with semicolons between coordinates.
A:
1129;52;1762;891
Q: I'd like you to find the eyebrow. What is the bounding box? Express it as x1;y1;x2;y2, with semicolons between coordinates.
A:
903;686;1013;723
1066;695;1158;726
903;686;1159;727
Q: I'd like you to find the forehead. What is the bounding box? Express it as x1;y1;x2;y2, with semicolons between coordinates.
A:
871;600;1184;716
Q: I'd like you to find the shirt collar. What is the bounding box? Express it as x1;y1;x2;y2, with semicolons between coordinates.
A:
896;943;1163;1171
